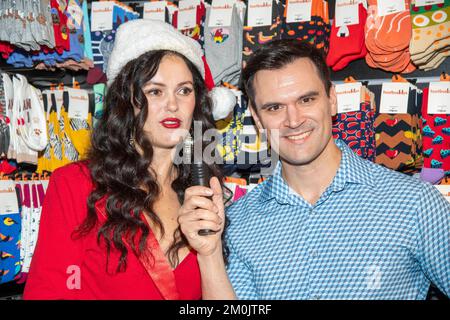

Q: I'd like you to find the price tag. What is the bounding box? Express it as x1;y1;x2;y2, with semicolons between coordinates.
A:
415;0;444;7
428;82;450;114
286;0;312;23
143;1;166;22
67;88;89;120
434;185;450;204
335;82;362;113
377;0;406;17
379;82;410;114
208;0;234;27
247;0;273;27
335;0;359;27
0;180;19;214
91;1;114;31
178;0;199;30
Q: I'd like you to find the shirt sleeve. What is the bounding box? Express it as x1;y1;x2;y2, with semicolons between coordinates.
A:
23;167;87;300
415;183;450;298
225;237;260;300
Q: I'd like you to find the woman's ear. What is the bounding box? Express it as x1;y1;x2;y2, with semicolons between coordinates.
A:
329;85;337;117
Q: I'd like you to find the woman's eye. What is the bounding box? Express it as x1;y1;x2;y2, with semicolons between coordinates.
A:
178;87;193;95
146;89;162;96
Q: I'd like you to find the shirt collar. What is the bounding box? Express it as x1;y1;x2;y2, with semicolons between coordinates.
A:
260;139;376;204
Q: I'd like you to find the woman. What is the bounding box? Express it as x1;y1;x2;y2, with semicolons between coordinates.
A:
23;20;234;300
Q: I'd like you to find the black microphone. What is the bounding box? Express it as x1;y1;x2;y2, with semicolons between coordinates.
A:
184;136;218;236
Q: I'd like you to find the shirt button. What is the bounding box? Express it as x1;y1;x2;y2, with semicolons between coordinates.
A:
313;295;321;300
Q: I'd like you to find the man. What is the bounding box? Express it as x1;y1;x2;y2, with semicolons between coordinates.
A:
223;39;449;299
178;39;449;300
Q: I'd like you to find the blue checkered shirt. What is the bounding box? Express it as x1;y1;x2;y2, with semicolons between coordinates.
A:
225;139;450;300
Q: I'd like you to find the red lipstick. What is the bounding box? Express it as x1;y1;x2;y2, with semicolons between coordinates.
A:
160;118;181;129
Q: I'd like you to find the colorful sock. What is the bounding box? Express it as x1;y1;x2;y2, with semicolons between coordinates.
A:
421;87;450;177
420;49;450;70
326;3;367;70
242;0;283;68
375;87;421;173
205;5;242;86
282;0;331;56
50;0;70;54
365;0;416;73
172;1;206;50
410;0;450;56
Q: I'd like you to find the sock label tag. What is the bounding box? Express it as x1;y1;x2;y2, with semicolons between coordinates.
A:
143;1;167;22
433;185;450;203
209;0;234;27
67;88;89;121
90;1;114;32
428;82;450;114
286;0;312;23
335;0;359;27
335;82;362;113
380;82;410;114
178;0;199;30
377;0;406;17
415;0;444;7
0;180;19;215
247;0;273;27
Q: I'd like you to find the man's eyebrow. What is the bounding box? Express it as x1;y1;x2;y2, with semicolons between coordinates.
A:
259;91;320;109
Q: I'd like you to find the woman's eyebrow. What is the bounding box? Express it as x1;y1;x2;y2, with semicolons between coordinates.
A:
143;80;193;87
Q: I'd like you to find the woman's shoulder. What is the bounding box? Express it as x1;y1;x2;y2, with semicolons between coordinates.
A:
50;161;94;192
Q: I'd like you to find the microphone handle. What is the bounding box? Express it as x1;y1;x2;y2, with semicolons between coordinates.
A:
191;163;218;236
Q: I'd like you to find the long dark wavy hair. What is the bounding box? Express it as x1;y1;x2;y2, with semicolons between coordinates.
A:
74;50;228;272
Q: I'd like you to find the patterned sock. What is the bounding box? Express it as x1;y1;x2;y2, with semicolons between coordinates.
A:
410;0;450;56
375;87;421;173
326;3;367;70
282;0;331;56
172;1;206;50
242;0;283;68
365;0;416;73
421;87;450;177
50;0;70;54
205;5;242;86
0;211;21;284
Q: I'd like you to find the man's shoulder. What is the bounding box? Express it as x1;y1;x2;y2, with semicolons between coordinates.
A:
357;156;430;197
226;178;270;219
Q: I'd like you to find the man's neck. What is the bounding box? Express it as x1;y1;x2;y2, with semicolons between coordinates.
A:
281;141;342;206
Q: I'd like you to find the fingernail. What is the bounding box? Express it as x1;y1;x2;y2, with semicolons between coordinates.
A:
206;189;213;196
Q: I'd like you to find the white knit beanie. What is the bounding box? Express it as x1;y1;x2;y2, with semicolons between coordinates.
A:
106;19;235;121
106;19;205;86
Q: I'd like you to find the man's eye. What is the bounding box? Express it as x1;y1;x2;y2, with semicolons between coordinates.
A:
300;97;315;104
178;87;193;95
267;105;281;112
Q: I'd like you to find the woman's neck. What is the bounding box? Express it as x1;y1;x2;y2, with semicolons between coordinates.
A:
150;146;178;187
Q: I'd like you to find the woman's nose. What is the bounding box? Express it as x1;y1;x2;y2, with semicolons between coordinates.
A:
165;93;179;112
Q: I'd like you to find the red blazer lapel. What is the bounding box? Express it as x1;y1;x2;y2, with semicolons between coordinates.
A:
94;197;180;300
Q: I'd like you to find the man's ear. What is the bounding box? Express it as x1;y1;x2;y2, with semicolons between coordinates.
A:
329;85;337;117
249;103;264;131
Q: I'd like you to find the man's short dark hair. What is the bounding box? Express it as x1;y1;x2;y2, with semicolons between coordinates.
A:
241;39;332;109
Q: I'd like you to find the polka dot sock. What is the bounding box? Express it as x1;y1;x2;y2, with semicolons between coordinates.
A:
282;0;331;56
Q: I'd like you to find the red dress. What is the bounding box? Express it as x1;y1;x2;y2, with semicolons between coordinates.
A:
23;162;202;300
